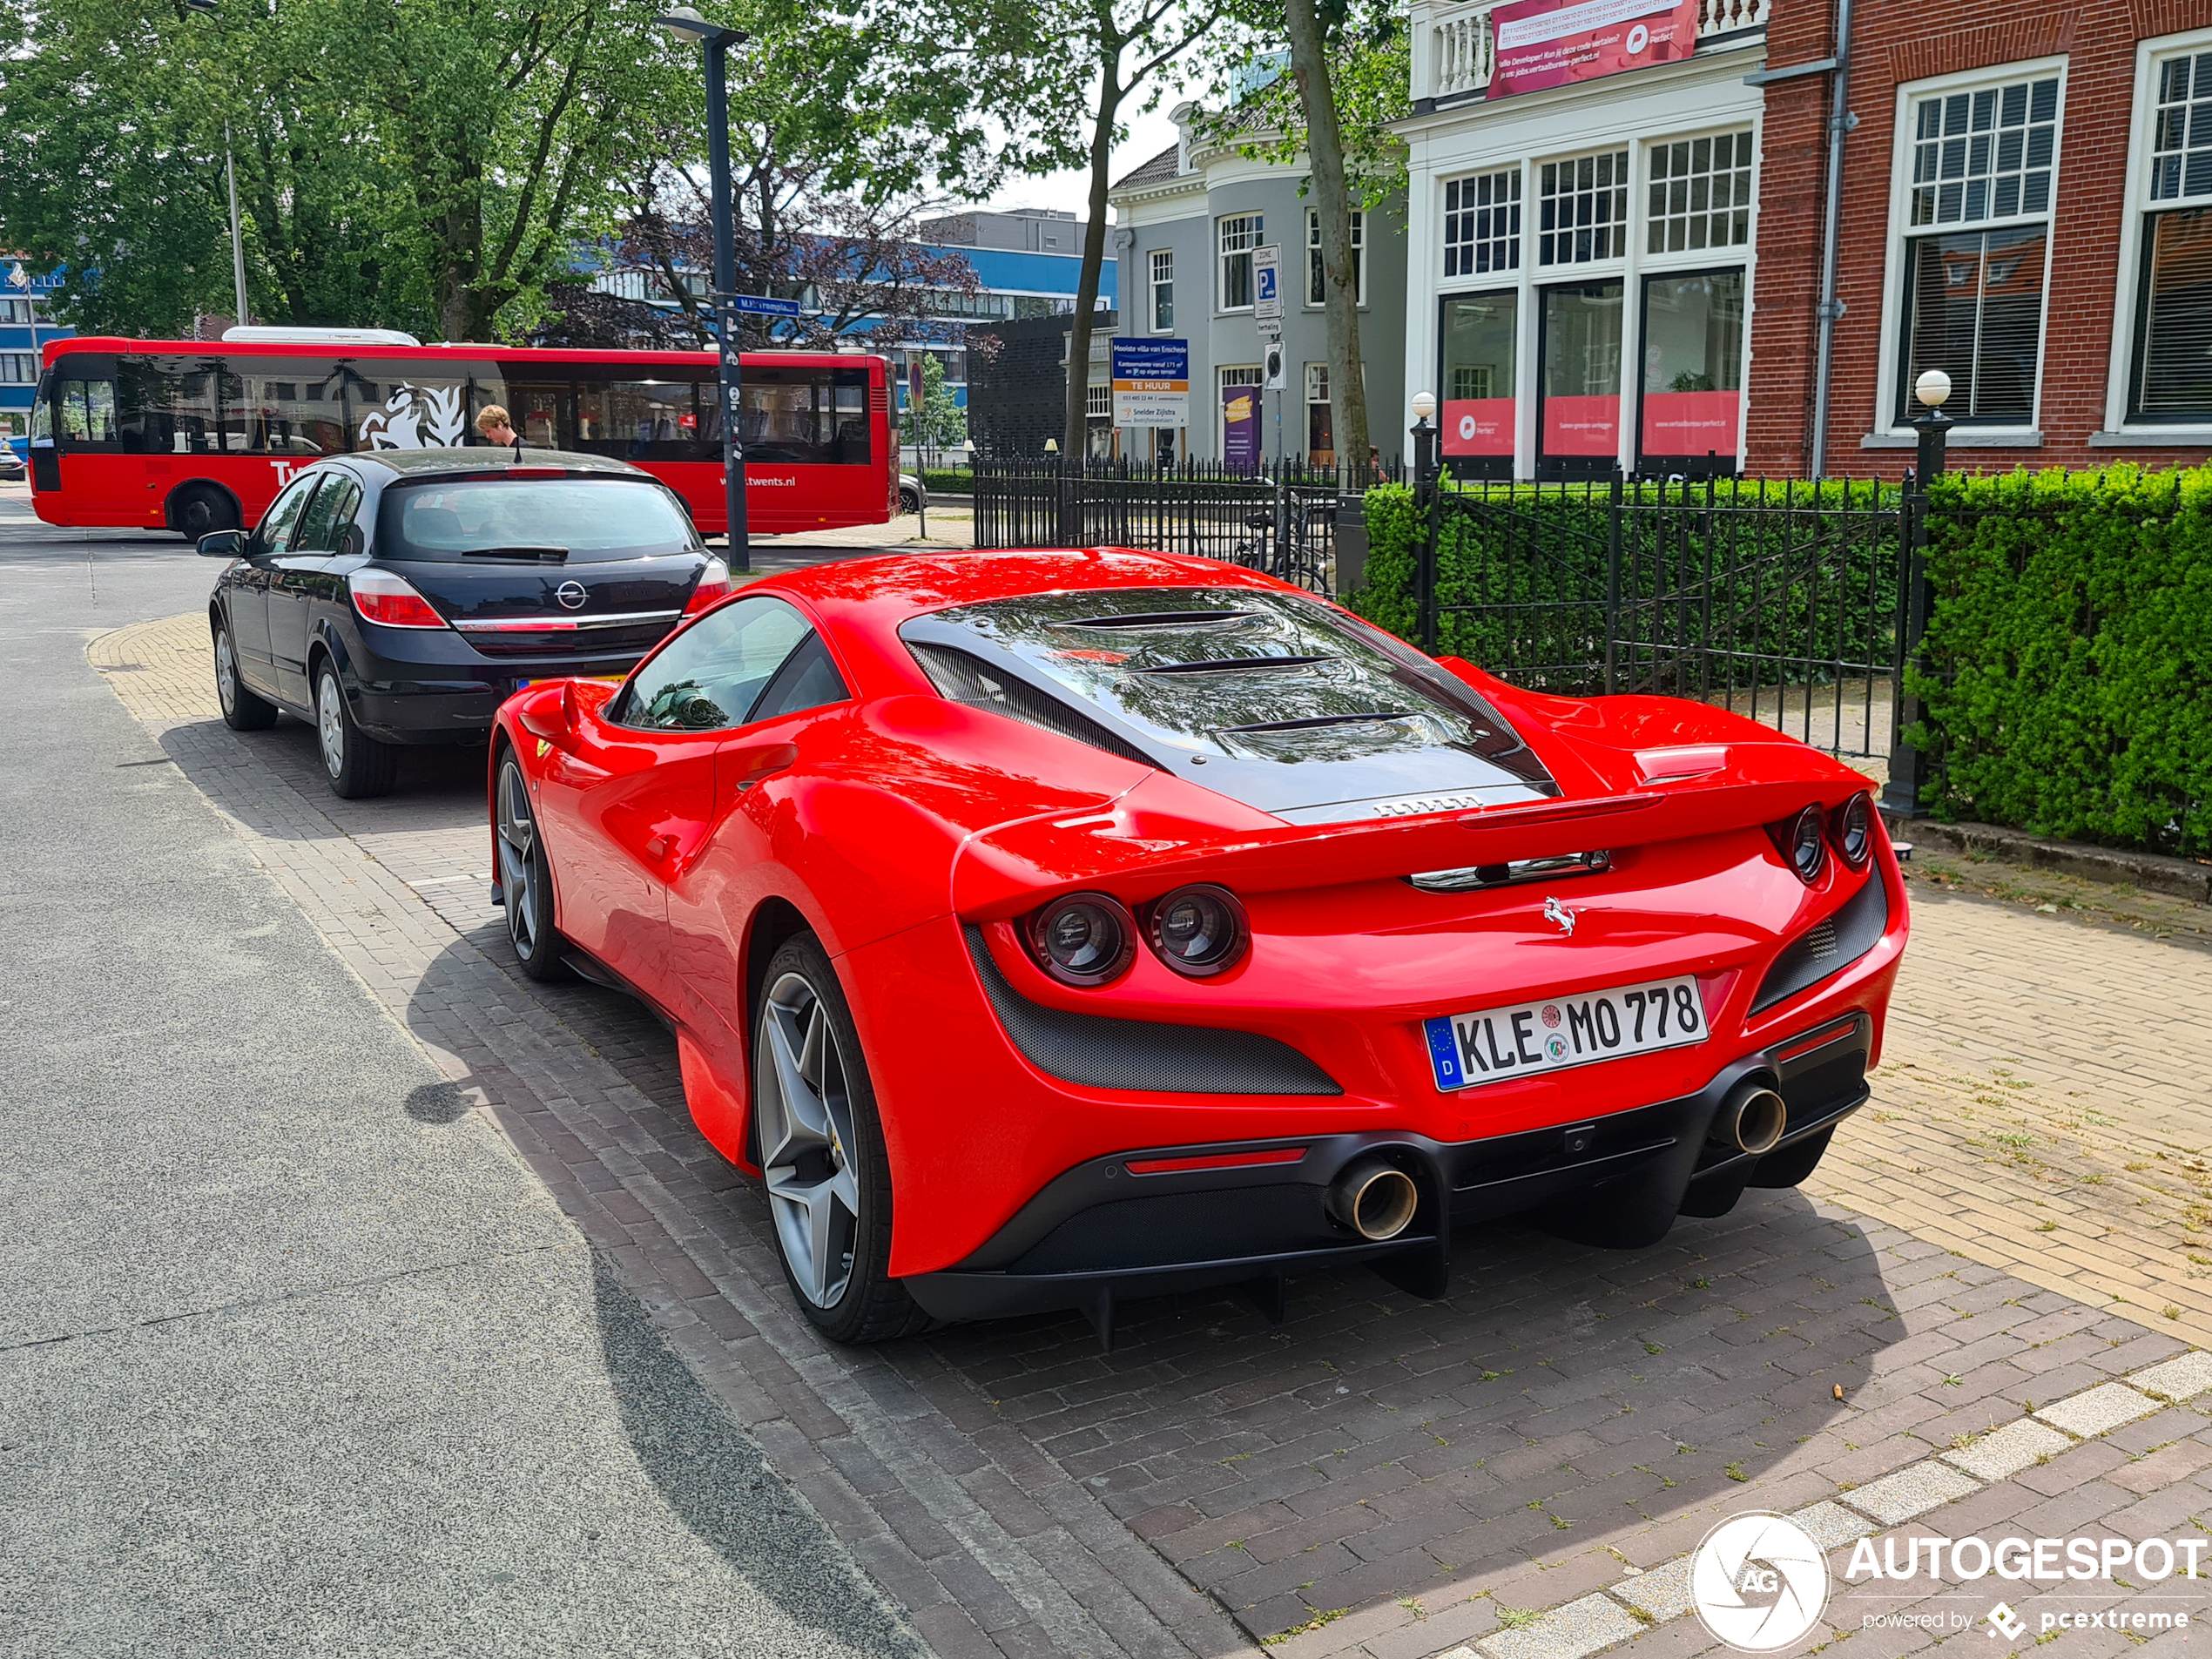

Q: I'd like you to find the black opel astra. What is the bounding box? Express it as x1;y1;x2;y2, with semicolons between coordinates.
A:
201;448;729;797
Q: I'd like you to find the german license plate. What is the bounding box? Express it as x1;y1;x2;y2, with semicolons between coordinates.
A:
1423;974;1707;1092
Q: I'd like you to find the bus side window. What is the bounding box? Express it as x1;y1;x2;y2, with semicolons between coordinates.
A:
57;379;118;447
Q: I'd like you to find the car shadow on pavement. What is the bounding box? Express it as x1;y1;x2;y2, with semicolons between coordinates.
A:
586;1255;929;1657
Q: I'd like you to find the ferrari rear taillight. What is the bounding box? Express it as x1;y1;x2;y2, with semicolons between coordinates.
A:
1143;884;1249;977
1025;893;1136;986
1831;792;1874;869
684;556;732;617
349;569;448;630
1767;805;1827;885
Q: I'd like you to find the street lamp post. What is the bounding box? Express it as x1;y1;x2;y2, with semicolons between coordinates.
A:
657;6;752;570
1882;368;1953;819
184;0;251;328
1410;392;1440;651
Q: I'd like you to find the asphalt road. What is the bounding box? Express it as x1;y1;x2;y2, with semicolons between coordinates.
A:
0;490;918;1657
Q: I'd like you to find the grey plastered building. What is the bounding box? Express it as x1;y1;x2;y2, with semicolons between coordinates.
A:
1108;104;1407;466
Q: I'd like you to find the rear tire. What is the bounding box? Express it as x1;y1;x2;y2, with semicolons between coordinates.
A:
752;934;928;1344
170;483;239;538
314;659;396;799
212;617;277;732
496;754;569;982
899;486;921;514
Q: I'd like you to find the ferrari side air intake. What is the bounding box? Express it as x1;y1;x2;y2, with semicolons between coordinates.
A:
1326;1157;1420;1241
1711;1080;1788;1156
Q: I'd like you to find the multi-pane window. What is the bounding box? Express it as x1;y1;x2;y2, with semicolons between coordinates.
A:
1444;169;1521;279
1897;73;2060;425
1150;248;1175;331
1538;150;1630;266
2151;51;2212;200
1218;214;1263;310
1086;382;1112;419
0;353;37;384
1306;209;1366;306
2134;51;2212;419
1908;76;2059;226
0;299;32;324
1648;132;1754;254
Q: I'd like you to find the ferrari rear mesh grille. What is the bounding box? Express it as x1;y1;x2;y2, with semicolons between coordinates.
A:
962;927;1341;1096
911;644;1156;767
1751;873;1890;1014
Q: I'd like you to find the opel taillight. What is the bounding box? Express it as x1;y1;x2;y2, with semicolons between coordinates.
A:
684;556;732;617
349;569;448;630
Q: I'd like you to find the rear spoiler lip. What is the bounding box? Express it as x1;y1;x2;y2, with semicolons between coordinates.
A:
950;772;1865;920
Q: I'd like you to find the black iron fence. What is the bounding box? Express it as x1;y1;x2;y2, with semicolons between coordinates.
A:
971;459;1397;597
1413;475;1911;760
970;460;1925;772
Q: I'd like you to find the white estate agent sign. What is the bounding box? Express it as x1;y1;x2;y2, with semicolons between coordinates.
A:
1111;338;1190;428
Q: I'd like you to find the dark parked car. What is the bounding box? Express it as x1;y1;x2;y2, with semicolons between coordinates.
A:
201;448;729;797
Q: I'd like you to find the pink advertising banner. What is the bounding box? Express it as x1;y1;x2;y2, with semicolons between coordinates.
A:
1441;398;1515;456
1640;388;1740;458
1487;0;1702;100
1541;395;1620;456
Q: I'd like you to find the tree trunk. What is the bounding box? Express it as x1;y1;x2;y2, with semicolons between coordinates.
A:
1282;0;1371;479
1062;67;1122;480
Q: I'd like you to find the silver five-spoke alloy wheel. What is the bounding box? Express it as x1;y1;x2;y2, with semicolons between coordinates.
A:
496;761;541;963
318;671;347;779
757;970;861;1308
214;627;238;717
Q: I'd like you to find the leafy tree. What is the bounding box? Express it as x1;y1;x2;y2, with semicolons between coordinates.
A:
1198;0;1407;473
910;350;967;458
911;0;1225;466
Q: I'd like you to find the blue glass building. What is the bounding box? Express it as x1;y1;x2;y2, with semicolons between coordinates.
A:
0;263;73;460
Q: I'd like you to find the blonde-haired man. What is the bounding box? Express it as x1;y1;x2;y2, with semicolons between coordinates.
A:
475;405;523;454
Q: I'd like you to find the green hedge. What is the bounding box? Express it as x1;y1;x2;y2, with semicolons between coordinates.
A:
921;467;972;496
1912;466;2212;858
1345;479;1901;692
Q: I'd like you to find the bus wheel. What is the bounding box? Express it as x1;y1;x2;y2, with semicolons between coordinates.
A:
169;484;239;538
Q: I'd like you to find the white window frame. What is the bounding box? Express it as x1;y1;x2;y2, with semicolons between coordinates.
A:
1217;214;1263;313
1642;128;1757;266
1871;56;2067;441
1534;147;1632;269
1442;166;1523;281
1305;208;1366;307
2104;25;2212;440
1149;248;1175;334
0;353;37;385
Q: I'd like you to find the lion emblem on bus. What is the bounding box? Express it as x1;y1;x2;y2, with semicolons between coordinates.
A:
357;383;468;449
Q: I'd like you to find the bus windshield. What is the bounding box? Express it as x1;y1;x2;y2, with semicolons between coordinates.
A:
376;477;699;563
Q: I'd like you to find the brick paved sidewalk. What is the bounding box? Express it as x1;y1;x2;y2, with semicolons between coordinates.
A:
92;612;2212;1659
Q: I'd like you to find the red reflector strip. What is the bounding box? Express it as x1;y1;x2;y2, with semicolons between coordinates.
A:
1776;1016;1861;1063
1124;1148;1307;1177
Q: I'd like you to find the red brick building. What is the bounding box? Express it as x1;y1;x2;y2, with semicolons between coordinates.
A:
1399;0;2212;479
1752;0;2212;475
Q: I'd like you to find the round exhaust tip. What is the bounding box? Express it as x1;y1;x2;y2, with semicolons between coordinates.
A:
1716;1083;1788;1157
1328;1158;1420;1241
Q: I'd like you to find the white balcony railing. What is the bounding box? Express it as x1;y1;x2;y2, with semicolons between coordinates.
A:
1421;0;1770;103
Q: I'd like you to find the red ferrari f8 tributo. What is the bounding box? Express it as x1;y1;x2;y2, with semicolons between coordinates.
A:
489;550;1907;1344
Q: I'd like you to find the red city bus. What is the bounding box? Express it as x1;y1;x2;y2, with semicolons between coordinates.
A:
29;334;898;538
